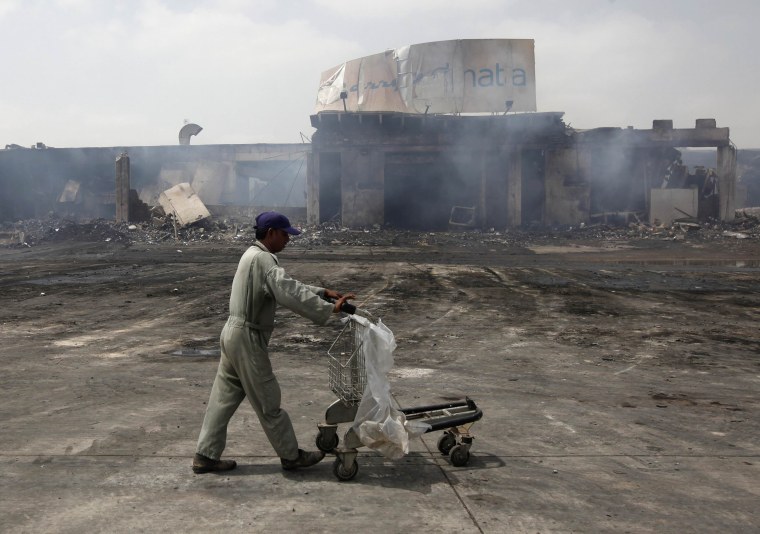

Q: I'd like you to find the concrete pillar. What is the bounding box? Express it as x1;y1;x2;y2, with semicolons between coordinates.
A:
544;148;590;225
115;152;130;222
717;145;737;221
306;151;319;225
340;148;383;227
506;149;522;227
478;152;487;227
642;150;654;215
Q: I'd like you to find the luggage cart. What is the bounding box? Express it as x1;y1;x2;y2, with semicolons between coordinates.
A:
315;313;483;481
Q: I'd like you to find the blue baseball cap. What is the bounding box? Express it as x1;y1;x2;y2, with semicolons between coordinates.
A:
255;211;301;235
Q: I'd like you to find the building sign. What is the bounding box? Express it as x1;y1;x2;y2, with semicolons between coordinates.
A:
315;39;536;114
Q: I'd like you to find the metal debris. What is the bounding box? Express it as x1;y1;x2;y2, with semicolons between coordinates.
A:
1;213;759;249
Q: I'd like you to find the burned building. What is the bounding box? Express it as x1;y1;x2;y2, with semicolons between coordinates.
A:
307;111;565;230
0;123;737;231
0;39;741;229
307;39;737;230
306;112;735;230
0;143;308;223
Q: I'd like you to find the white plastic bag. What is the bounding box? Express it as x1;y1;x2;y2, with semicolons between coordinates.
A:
351;317;430;459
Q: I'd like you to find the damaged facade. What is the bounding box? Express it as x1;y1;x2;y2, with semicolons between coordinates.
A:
0;144;308;223
0;119;741;231
307;39;737;230
0;38;748;231
306;112;737;230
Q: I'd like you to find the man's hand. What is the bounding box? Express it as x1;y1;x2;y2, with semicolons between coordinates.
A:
332;292;356;313
322;289;343;301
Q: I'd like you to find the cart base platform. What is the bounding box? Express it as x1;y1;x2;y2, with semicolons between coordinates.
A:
316;397;483;481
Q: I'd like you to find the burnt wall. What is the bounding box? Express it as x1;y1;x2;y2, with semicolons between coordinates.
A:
544;149;590;225
309;111;569;230
0;144;307;222
309;113;737;229
383;151;484;230
0;147;119;220
341;148;384;228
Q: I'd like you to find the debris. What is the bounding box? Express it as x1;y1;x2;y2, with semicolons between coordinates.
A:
158;182;211;228
736;207;760;221
449;206;476;230
1;211;758;250
675;221;701;232
57;180;81;203
674;207;696;219
650;189;698;226
0;229;25;245
722;231;749;239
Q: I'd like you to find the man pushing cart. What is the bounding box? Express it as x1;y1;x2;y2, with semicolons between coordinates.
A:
316;303;484;481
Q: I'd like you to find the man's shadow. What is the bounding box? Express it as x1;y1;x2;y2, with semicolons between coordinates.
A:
224;451;505;494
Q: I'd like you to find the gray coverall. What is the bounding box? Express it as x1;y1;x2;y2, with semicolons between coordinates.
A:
196;241;334;461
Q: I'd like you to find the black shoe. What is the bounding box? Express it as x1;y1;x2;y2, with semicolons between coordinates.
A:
192;453;237;474
280;449;325;471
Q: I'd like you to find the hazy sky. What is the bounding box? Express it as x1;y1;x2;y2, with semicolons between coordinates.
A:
2;0;758;148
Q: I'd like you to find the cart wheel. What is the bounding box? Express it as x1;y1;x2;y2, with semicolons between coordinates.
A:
449;445;470;467
316;431;339;452
333;457;359;481
437;432;456;455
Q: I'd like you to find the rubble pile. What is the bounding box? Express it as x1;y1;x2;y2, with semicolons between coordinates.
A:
1;212;759;250
0;218;131;246
290;224;528;249
550;214;760;243
0;215;255;247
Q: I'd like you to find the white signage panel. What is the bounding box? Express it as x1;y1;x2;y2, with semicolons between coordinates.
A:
316;39;536;114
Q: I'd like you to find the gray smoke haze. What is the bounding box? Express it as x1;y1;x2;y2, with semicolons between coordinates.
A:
1;0;759;148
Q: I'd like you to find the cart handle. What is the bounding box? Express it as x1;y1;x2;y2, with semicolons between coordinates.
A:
323;296;357;315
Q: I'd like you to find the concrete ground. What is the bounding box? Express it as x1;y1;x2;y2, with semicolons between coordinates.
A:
1;227;759;533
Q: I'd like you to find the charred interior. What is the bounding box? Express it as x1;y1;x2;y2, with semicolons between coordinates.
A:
307;112;740;230
0;117;750;231
0;144;308;224
0;36;754;232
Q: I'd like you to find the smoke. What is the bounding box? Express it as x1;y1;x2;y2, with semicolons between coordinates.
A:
371;114;570;230
0;145;308;222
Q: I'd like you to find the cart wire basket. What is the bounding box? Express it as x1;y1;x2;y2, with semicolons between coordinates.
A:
327;316;367;405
